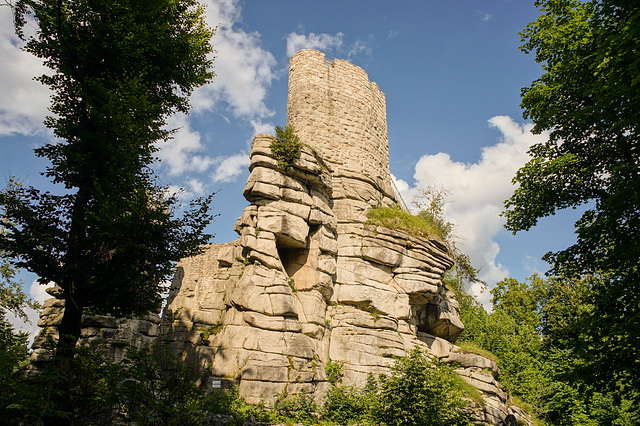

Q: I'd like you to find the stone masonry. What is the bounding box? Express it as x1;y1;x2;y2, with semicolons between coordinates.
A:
33;49;532;425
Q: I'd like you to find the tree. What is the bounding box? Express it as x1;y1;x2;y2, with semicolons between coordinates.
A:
0;0;215;422
412;185;485;297
503;0;640;393
1;223;39;322
375;347;473;426
0;254;33;420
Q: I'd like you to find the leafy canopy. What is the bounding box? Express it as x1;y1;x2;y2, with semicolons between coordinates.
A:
1;0;216;317
503;0;640;394
504;0;640;281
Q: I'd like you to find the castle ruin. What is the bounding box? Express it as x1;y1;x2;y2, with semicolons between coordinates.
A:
34;49;531;425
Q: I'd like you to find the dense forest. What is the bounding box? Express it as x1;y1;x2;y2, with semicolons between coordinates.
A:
2;0;639;424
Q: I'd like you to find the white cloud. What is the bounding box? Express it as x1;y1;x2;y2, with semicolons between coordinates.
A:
0;0;277;140
187;178;205;195
286;32;344;57
347;39;372;58
398;116;548;294
30;279;55;304
0;6;51;136
157;114;215;175
477;11;493;22
190;0;277;134
157;114;249;184
211;152;249;183
6;280;54;343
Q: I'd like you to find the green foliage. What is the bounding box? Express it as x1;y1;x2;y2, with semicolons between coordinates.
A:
322;376;378;426
458;273;640;425
458;276;552;416
199;321;224;344
450;373;484;405
288;277;297;292
1;215;40;322
412;186;454;239
0;242;38;421
0;315;30;420
454;342;498;364
204;386;275;424
325;360;344;385
413;186;486;296
271;125;302;172
274;389;318;425
366;204;444;239
3;0;215;313
5;343;276;425
374;347;473;426
2;0;216;416
504;0;640;397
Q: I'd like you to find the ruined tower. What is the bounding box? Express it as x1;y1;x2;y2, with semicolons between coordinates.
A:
287;49;400;221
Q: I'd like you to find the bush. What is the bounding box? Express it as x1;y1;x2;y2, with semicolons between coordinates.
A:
7;343;268;425
374;347;473;426
274;389;317;425
322;375;378;425
271;125;302;172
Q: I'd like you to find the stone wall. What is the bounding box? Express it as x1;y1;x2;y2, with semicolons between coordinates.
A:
31;290;159;365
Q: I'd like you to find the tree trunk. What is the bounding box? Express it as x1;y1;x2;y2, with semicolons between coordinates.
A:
42;284;83;426
43;188;89;425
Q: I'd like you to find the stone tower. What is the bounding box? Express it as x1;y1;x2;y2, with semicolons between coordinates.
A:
287;49;400;221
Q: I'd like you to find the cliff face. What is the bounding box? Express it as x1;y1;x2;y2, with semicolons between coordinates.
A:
160;132;465;404
158;49;466;403
32;49;532;425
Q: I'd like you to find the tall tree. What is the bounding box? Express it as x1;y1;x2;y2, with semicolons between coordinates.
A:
503;0;640;392
0;0;215;421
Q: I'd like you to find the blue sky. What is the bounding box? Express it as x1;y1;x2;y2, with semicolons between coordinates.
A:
1;0;580;331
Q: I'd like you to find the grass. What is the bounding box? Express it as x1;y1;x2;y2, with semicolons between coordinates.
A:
452;373;485;405
512;395;549;426
454;342;499;363
365;205;444;239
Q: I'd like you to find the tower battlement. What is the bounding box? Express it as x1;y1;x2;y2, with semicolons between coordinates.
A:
287;49;398;217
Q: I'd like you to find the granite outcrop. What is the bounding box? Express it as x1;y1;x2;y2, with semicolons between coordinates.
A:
31;49;532;425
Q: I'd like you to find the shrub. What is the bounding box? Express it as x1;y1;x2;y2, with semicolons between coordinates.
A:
271;125;302;172
374;347;473;426
325;360;344;385
274;389;317;425
7;343;267;425
322;374;378;425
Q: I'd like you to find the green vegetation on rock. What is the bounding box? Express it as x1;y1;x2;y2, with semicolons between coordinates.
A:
366;205;444;239
271;124;302;172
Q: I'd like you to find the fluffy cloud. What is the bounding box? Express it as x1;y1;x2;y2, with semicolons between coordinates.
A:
6;280;54;342
286;31;344;57
157;114;215;176
191;0;277;133
157;114;249;184
211;152;250;183
396;116;548;300
0;7;51;136
30;279;55;304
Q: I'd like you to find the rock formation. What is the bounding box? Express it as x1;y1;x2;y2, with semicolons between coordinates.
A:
32;49;532;425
